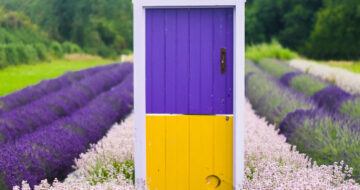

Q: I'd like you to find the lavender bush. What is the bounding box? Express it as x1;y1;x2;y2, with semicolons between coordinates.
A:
311;86;352;113
290;75;329;97
0;73;134;189
257;58;298;78
0;63;132;144
279;72;301;86
257;58;330;97
245;59;262;75
256;58;360;117
245;61;313;125
0;64;118;115
339;96;360;120
279;110;360;181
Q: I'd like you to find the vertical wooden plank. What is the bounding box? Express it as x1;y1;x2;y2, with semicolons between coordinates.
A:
146;115;166;189
189;116;214;190
165;10;177;113
189;9;201;114
213;9;227;114
150;9;166;113
145;10;153;113
166;116;190;190
214;116;233;190
200;9;214;114
226;9;234;114
175;9;190;114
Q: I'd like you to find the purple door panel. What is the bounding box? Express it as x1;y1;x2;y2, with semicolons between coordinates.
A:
146;8;234;114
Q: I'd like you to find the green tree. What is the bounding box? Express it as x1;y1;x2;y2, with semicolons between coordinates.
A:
0;0;133;58
279;0;323;50
304;0;360;60
245;0;323;52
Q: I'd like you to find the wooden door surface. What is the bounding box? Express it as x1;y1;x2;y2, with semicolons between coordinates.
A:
146;8;234;115
146;8;234;190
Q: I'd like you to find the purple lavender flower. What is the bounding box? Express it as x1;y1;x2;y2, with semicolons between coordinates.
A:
280;72;302;86
0;72;134;189
0;63;132;144
311;86;351;112
279;109;316;137
0;63;120;115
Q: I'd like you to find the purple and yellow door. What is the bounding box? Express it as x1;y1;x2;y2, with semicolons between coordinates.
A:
146;8;234;190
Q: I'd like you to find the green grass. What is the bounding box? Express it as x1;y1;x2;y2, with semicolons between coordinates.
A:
246;40;298;62
318;60;360;74
0;57;113;96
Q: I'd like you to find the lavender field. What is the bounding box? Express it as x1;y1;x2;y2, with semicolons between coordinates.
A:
0;63;134;189
2;58;360;190
15;104;360;189
246;59;360;183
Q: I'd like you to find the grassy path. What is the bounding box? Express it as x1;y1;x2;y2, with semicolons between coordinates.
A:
0;55;114;96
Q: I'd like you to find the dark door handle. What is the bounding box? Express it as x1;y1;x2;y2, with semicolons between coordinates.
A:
220;48;226;74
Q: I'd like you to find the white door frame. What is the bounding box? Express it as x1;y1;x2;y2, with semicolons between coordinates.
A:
133;0;246;188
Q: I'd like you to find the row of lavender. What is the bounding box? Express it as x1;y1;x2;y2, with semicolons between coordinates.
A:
0;64;118;115
0;64;131;144
257;58;360;119
245;59;360;182
0;63;134;189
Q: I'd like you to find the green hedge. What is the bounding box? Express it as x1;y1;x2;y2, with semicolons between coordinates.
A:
62;42;82;54
0;43;49;67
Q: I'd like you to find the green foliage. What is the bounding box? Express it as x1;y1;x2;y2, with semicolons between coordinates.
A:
245;0;323;49
256;58;298;78
0;45;6;67
0;0;133;58
303;0;360;60
16;44;38;64
339;98;360;120
89;159;135;185
62;42;81;54
244;0;360;60
290;75;328;97
246;40;298;62
50;42;64;58
33;43;49;61
0;7;54;66
4;45;19;65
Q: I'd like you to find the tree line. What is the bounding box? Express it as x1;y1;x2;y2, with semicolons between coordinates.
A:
0;7;81;67
246;0;360;60
0;0;133;58
0;0;359;60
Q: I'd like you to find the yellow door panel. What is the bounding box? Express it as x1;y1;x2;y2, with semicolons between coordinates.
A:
189;116;214;190
146;115;233;190
165;116;190;190
146;116;166;190
214;116;233;190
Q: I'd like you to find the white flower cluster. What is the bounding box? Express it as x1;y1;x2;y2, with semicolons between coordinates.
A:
15;103;360;189
73;115;135;185
289;59;360;94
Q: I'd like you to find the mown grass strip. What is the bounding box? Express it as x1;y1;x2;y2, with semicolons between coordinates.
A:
0;56;113;96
